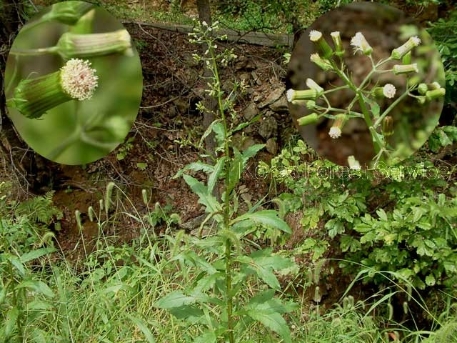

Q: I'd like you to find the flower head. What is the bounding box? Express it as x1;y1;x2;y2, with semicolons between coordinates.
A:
60;59;98;100
350;32;372;55
309;30;322;42
383;84;396;99
329;126;342;139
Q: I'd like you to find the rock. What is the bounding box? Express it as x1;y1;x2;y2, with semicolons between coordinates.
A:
243;103;258;121
269;95;288;113
259;86;285;109
251;71;262;85
265;138;278;155
258;115;278;139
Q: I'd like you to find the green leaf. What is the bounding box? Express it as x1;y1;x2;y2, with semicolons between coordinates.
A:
208;156;226;194
5;307;19;338
241;144;265;164
20;247;56;263
246;309;291;343
376;209;388;221
213;122;226;147
231;210;291;233
425;274;436;286
136;162;148;171
443;125;457;141
127;314;156;343
175;161;214;178
199;119;223;148
17;280;55;298
155;291;197;309
169;305;204;323
227;148;243;195
183;175;222;214
194;330;217;343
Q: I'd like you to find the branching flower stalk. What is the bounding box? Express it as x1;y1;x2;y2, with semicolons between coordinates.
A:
288;30;446;166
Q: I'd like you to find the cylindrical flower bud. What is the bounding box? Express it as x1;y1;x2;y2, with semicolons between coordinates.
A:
310;53;332;71
306;78;324;96
306;100;316;110
430;82;442;90
382;116;394;137
329;114;347;139
350;32;373;56
391;36;421;60
426;88;446;101
38;2;94;25
393;63;418;75
347;155;361;170
309;30;333;59
10;58;98;119
56;29;133;59
297;113;319;126
417;83;428;95
330;31;345;56
286;89;317;102
416;96;427;105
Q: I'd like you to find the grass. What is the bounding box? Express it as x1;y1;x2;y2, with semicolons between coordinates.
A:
1;181;454;342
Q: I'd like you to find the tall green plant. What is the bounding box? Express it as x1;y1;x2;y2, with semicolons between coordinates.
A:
155;21;297;343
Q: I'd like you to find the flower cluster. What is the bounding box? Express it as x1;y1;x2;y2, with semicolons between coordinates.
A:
286;29;445;149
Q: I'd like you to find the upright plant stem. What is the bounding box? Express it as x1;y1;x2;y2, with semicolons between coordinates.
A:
209;38;235;343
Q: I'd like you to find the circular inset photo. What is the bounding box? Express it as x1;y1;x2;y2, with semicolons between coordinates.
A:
287;2;445;168
5;1;143;165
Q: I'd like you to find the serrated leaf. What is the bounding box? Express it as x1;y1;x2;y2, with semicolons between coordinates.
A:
376;209;388;221
227;148;243;195
176;162;214;178
208;156;226;194
425;274;436;286
155;292;197;309
231;210;291;233
194;330;217;343
199;119;223;148
246;309;291;343
169;305;205;323
213;122;226;147
443;125;457;140
183;175;222;214
254;265;280;289
241;144;265;164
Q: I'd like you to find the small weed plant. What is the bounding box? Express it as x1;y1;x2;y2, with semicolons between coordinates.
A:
260;137;457;292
